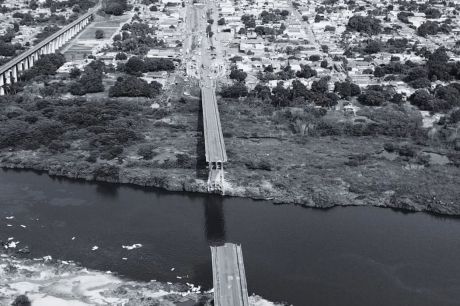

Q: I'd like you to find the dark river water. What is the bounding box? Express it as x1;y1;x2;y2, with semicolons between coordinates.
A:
1;169;460;306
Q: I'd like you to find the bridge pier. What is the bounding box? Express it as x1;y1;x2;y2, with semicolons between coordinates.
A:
0;4;101;96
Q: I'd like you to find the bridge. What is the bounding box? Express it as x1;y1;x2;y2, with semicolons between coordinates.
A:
197;0;227;193
0;3;101;95
201;84;227;192
211;243;249;306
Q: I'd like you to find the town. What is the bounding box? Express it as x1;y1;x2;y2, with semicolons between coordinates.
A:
1;0;460;305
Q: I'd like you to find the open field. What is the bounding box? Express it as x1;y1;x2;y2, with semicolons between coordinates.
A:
63;14;131;60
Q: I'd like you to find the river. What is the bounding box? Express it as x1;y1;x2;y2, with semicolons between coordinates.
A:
0;169;459;306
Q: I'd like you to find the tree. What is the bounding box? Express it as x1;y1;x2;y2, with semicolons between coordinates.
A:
125;56;145;75
218;18;226;26
95;29;104;39
143;58;175;72
311;77;329;93
417;21;444;37
0;41;16;56
79;71;104;93
69;81;86;96
69;67;81;79
115;52;127;60
334;81;361;98
296;64;317;78
252;84;271;100
220;82;248;98
347;15;382;35
271;82;291;107
109;75;162;98
358;90;386;106
21;53;66;80
104;0;128;15
29;0;38;10
241;14;256;28
424;8;441;19
12;295;31;306
291;80;308;99
409;89;450;111
364;40;382;54
229;68;247;82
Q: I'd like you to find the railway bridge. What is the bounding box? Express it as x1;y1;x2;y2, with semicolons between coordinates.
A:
0;3;101;95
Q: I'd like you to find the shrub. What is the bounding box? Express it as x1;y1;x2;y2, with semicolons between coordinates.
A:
12;295;31;306
95;29;104;39
93;164;120;181
137;144;155;160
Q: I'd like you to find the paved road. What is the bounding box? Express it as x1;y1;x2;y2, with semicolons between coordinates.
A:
184;0;227;163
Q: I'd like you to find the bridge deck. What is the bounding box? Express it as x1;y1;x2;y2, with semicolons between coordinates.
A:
211;243;249;306
201;86;227;163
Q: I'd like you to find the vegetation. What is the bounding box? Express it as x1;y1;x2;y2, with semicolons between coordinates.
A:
103;0;129;15
123;56;175;75
109;75;162;98
347;15;382;35
21;53;66;82
95;29;104;39
69;60;105;95
0;94;147;162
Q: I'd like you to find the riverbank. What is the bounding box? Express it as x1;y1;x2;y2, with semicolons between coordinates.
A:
1;133;459;216
0;94;459;216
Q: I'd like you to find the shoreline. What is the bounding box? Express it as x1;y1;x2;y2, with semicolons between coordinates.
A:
2;150;459;217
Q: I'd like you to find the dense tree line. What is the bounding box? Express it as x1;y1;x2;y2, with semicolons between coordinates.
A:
220;78;341;108
42;0;97;12
122;56;175;75
375;47;460;86
109;75;162;98
417;20;451;37
347;15;382;35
